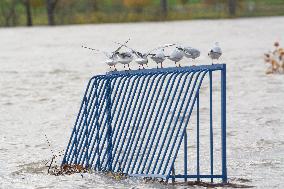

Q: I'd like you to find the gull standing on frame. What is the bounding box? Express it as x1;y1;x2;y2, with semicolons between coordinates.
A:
168;46;184;67
115;42;149;69
132;52;149;69
149;44;175;69
183;47;200;65
208;42;222;64
82;39;130;71
150;49;166;69
117;43;175;69
116;51;134;70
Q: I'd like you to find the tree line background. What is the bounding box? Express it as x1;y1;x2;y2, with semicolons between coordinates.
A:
0;0;283;27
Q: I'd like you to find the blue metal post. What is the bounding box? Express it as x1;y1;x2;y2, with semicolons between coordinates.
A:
209;71;214;182
75;96;88;164
184;132;187;182
196;92;200;182
94;80;100;170
107;78;112;171
221;65;227;183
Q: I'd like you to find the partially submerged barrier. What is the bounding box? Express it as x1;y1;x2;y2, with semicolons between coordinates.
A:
62;64;227;183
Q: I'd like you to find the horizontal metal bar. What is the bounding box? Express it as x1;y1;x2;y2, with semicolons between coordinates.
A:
128;174;223;179
128;174;167;179
169;175;223;179
106;64;225;77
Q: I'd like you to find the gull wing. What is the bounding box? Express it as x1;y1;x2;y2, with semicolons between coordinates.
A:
146;43;176;55
113;38;131;53
81;45;100;52
82;45;111;58
114;41;141;57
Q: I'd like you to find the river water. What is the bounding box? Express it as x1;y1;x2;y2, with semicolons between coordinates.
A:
0;17;284;188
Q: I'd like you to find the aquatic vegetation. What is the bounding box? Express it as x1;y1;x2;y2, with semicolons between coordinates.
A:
264;42;284;74
48;164;91;176
47;163;129;179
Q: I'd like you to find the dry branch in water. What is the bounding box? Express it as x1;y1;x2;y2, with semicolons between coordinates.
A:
48;164;90;176
264;42;284;74
48;163;128;180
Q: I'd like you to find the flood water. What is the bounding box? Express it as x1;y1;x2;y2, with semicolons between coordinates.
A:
0;16;284;188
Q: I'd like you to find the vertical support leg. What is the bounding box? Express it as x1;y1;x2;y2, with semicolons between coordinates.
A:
94;80;101;171
221;65;227;183
75;96;88;164
209;71;214;183
83;97;89;167
184;132;187;182
196;92;200;182
106;79;113;171
172;165;175;183
73;132;78;164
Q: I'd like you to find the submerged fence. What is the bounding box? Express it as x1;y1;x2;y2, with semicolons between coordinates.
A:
62;64;227;183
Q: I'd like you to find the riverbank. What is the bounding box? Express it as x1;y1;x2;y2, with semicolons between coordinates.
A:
1;0;284;27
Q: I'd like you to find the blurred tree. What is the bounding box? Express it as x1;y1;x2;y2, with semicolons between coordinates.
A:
30;0;45;7
123;0;151;13
56;0;75;24
204;0;226;6
160;0;168;18
22;0;33;26
204;0;242;16
45;0;58;25
0;0;18;26
228;0;236;16
179;0;188;6
90;0;98;11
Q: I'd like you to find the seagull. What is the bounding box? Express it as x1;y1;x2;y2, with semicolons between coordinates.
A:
132;52;149;69
150;49;166;69
116;51;134;70
104;57;118;70
114;42;148;69
183;47;200;64
144;44;176;69
115;43;175;69
168;46;184;67
82;39;130;71
82;45;119;70
150;44;176;68
208;42;222;64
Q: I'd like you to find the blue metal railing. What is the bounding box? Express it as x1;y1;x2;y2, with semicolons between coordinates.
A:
62;64;227;183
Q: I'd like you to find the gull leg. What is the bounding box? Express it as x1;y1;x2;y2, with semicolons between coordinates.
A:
175;62;177;67
157;64;159;69
160;62;163;68
179;62;181;67
128;64;131;70
124;65;126;69
139;65;141;70
114;65;117;71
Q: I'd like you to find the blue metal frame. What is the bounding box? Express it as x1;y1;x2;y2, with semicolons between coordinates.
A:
62;64;227;183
